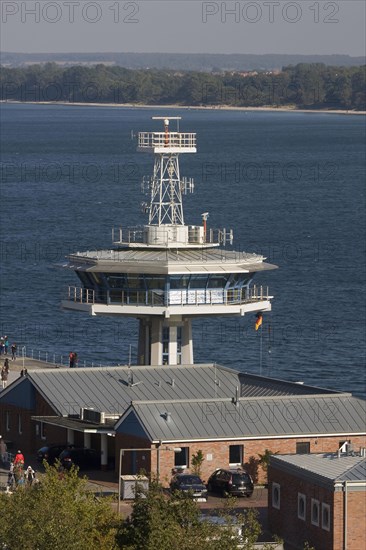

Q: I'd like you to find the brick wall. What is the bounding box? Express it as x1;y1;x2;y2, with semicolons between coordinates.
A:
268;464;366;550
115;435;366;487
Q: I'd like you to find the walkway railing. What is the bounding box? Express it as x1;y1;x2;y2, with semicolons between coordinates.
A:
65;285;270;308
17;347;123;369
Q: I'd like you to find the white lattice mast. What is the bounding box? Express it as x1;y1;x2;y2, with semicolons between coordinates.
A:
149;148;184;225
149;117;188;227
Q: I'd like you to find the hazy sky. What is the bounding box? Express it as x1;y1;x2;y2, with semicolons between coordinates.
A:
1;0;365;56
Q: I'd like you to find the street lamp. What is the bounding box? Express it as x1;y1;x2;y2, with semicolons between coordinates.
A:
117;446;182;514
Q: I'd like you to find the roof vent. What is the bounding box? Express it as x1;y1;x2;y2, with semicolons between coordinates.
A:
231;386;239;408
161;411;172;422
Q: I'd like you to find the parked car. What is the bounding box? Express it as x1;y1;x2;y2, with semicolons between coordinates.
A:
37;444;75;465
207;468;254;497
199;514;244;540
58;447;101;470
170;473;208;501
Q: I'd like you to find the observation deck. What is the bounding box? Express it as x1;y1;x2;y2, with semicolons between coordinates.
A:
64;284;272;318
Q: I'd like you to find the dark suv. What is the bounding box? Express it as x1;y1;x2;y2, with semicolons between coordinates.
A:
37;444;75;465
207;469;254;497
59;447;100;470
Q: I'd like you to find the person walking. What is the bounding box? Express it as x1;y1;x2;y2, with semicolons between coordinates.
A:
4;337;9;356
1;366;8;389
24;466;36;486
0;436;7;463
11;342;17;361
7;462;16;491
13;450;25;484
4;358;9;373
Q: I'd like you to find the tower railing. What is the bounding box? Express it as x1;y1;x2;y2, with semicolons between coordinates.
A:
138;132;196;149
111;225;233;247
65;285;271;307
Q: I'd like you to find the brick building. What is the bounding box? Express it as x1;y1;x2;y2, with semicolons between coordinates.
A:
268;452;366;550
0;363;365;486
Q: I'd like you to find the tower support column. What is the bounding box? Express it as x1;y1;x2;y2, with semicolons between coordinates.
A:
181;318;193;364
138;317;194;366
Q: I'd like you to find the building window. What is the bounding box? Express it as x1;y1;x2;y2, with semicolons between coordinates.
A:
272;482;281;509
339;440;351;453
6;411;10;431
296;442;310;454
229;444;243;466
298;493;306;520
311;499;320;526
40;422;46;440
174;447;189;469
322;503;331;531
18;414;22;435
177;326;182;365
162;326;169;365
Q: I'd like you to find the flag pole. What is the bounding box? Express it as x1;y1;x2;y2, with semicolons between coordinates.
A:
255;312;263;375
259;322;263;376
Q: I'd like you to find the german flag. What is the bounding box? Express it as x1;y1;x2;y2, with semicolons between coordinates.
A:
255;313;263;331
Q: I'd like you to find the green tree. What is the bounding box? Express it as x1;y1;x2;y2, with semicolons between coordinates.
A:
0;464;119;550
258;449;278;484
117;481;272;550
191;449;205;477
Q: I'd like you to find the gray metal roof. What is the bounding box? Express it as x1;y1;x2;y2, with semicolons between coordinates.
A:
239;373;338;397
117;394;366;442
21;364;345;418
63;248;278;274
26;363;244;416
270;453;366;487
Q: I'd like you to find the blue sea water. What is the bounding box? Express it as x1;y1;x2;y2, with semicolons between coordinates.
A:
0;104;365;398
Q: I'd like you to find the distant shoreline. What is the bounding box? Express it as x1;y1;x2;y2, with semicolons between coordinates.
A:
1;100;365;115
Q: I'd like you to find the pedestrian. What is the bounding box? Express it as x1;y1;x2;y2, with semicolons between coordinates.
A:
24;466;36;486
4;358;9;374
0;338;4;355
0;436;7;463
69;351;75;368
20;368;28;377
7;462;16;491
14;450;25;467
1;366;8;389
4;336;9;355
13;450;25;483
11;342;17;361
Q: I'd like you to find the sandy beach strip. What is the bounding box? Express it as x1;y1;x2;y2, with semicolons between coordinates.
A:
1;100;365;115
